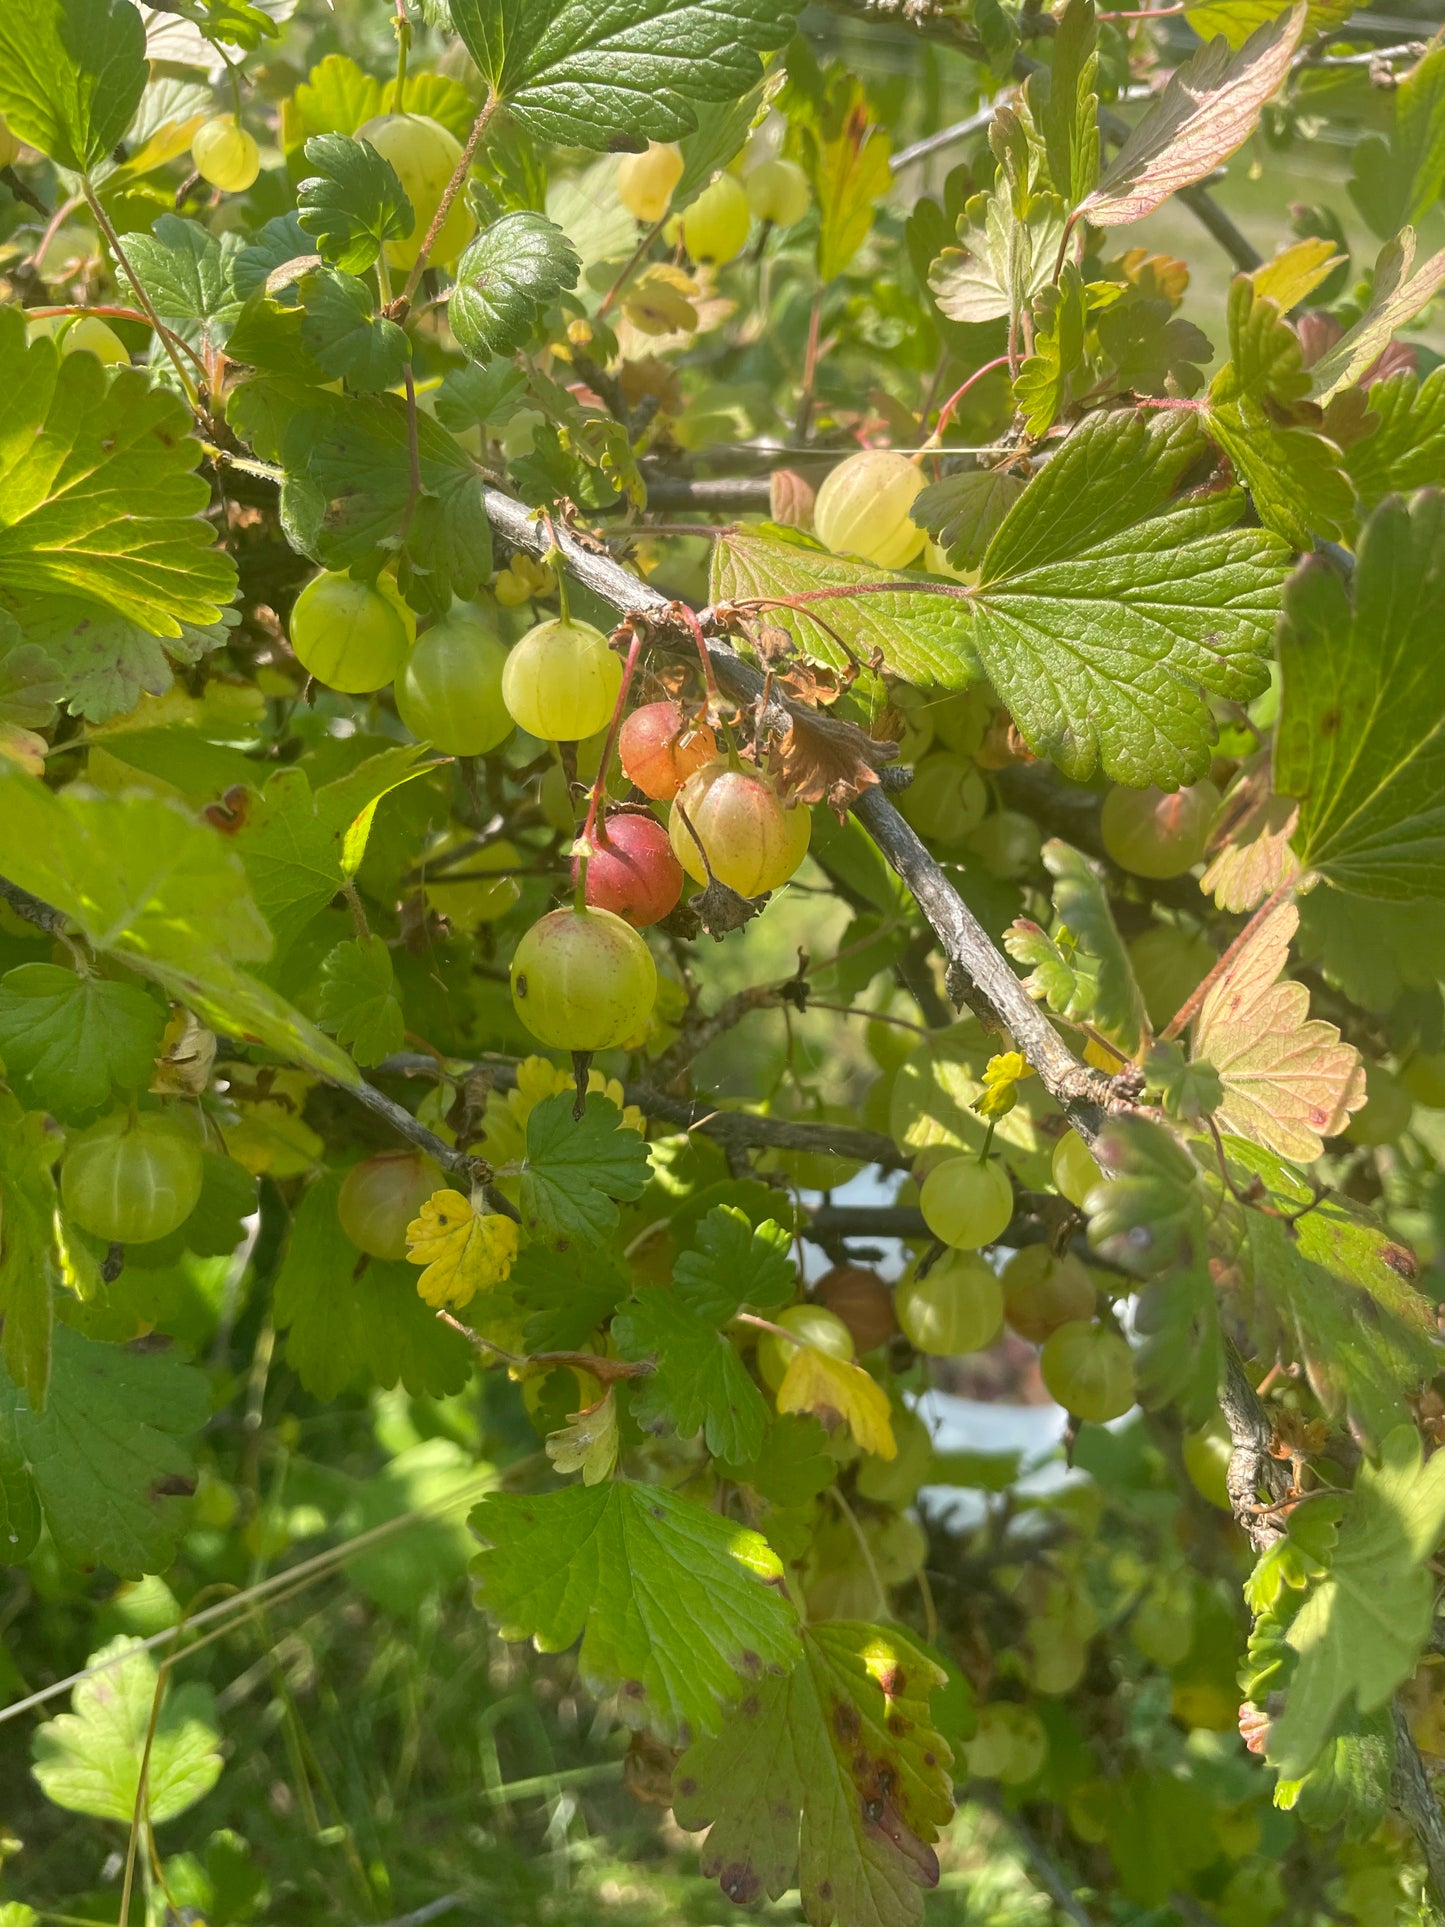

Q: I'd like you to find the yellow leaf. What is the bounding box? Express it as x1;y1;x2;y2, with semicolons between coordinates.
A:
406;1189;519;1310
623;264;700;336
777;1347;896;1459
545;1387;620;1485
1250;236;1345;314
506;1055;645;1136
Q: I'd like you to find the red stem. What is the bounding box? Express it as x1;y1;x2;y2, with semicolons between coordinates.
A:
581;627;645;852
1159;877;1296;1042
924;354;1014;451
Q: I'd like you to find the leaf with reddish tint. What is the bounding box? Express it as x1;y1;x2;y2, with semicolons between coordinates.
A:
1192;897;1365;1162
1200;757;1299;913
674;1621;954;1927
1082;5;1306;227
1309;231;1445;401
470;1479;798;1745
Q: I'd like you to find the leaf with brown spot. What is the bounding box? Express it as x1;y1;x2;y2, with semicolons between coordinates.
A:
1192;898;1365;1162
674;1621;953;1927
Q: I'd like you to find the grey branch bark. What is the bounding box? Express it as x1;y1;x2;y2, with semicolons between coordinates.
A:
482;486;1116;1141
1393;1702;1445;1922
1220;1338;1290;1551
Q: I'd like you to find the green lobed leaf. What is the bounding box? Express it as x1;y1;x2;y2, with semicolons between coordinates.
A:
273;1174;473;1400
674;1621;955;1927
1276;491;1445;900
433;360;529;436
910;469;1026;574
293;53;384;140
296;133;415;276
519;1093;652;1245
0;1322;209;1577
470;1478;800;1743
719;416;1291;786
298;269;411;392
234;749;433;954
1205;277;1353;548
121;215;246;360
1225;1137;1436;1449
316;934;405;1066
0;311;237;639
267;386;493;616
1041;840;1146;1055
1348;47;1445;241
928;111;1065;327
0;964;165;1121
0;0;146;174
614;1288;770;1461
450;0;795;149
32;1635;223;1825
710;522;980;688
961;410;1287;784
496;1242;631;1353
1345;368;1445;510
0;767;359;1086
1267;1428;1445;1778
672;1204;795;1321
450;213;581;363
15;598;236;725
1014;263;1089;437
0;1101;61;1406
1081;6;1307;227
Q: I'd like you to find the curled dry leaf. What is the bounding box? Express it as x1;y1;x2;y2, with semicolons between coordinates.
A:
1192;897;1366;1161
150;1007;218;1096
774;707;898;820
769;467;816;528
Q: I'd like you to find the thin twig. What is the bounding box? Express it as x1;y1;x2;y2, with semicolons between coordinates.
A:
82;178;206;407
396;92;499;310
478;485;1117;1141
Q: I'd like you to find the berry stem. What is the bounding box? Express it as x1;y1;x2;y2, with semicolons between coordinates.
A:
916;354;1014;458
581;626;644;854
80;180;208;410
397;91;499;311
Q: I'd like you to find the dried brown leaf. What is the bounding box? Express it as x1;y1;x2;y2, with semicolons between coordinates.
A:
775;708;896;819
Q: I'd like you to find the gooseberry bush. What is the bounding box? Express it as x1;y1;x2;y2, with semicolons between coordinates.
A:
3;0;1445;1920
